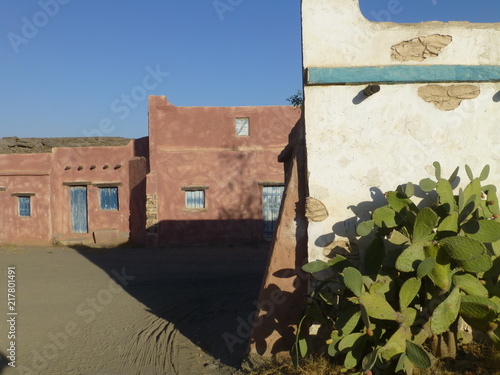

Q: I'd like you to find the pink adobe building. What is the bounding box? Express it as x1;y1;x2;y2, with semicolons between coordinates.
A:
0;138;147;246
0;96;300;246
146;96;301;245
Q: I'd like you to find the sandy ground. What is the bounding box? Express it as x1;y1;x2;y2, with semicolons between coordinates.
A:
0;243;270;375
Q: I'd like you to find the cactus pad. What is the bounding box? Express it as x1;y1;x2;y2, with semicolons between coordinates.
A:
419;178;437;192
460;295;499;321
405;340;432;369
373;206;400;228
440;236;487;261
431;287;460;335
396;243;425;273
453;273;489;297
462;219;500;243
413;207;439;243
343;267;364;297
360;292;399;321
335;307;361;336
417;256;436;279
437;179;457;214
437;212;459;233
459;253;493;273
400;277;422;310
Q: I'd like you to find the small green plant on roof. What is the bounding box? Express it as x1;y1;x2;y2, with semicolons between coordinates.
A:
293;162;500;374
286;90;303;109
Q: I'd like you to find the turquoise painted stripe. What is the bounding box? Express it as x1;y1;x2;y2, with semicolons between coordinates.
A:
307;65;500;85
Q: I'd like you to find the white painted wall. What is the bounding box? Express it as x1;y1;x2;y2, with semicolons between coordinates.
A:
302;0;500;68
302;0;500;261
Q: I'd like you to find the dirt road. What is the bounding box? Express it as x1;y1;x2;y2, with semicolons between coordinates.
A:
0;243;269;375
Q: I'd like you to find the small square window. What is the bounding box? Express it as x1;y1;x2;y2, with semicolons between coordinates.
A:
185;190;205;209
99;187;119;210
235;117;249;136
18;196;31;217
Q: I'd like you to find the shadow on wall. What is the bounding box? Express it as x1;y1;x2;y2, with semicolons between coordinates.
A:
318;183;442;264
250;267;309;357
155;219;265;244
68;239;270;369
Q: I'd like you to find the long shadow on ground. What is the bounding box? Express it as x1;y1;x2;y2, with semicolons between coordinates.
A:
69;242;269;369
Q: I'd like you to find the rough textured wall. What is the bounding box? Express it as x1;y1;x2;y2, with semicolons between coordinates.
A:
0;154;52;244
148;96;300;244
129;156;147;245
0;140;143;246
302;0;500;261
50;143;136;245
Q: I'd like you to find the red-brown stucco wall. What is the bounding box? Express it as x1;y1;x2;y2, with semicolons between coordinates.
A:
0;154;52;245
0;140;146;246
147;96;301;244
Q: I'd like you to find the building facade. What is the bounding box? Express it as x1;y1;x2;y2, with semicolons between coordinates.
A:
0;138;147;246
146;96;301;245
0;97;300;246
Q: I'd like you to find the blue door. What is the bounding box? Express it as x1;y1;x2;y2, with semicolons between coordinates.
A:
70;187;88;233
262;186;285;240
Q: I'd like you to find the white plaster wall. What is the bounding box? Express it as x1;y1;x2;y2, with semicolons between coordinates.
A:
302;0;500;68
302;0;500;261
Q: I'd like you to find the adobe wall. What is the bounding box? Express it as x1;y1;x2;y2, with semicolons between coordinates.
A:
147;96;300;244
50;142;137;245
0;154;52;245
0;140;145;246
302;0;500;262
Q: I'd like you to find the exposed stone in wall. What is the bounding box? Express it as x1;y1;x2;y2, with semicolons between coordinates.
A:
146;194;159;233
391;34;452;62
418;85;480;111
305;197;328;222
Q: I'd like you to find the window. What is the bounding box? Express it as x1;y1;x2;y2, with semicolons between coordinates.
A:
262;185;285;239
18;196;31;217
181;186;208;211
235;117;249;136
99;187;119;210
185;190;205;209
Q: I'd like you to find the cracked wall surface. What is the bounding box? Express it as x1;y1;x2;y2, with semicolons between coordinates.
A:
302;0;500;263
391;34;452;62
418;85;480;110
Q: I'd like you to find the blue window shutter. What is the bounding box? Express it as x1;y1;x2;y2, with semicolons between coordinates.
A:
99;187;119;210
18;197;31;217
262;186;284;239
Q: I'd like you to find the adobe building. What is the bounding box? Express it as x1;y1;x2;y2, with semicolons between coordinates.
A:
248;0;500;361
145;96;301;246
0;137;147;246
0;97;300;247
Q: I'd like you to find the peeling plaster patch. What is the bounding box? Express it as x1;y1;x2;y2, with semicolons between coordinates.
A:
305;197;329;222
391;34;452;62
418;85;480;111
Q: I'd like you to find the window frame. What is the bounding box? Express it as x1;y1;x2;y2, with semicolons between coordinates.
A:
12;194;35;217
98;186;119;211
181;186;209;212
235;117;250;137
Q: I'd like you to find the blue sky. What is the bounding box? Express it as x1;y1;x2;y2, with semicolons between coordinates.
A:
0;1;498;139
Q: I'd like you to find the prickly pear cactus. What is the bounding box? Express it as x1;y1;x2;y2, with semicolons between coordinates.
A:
293;164;500;374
